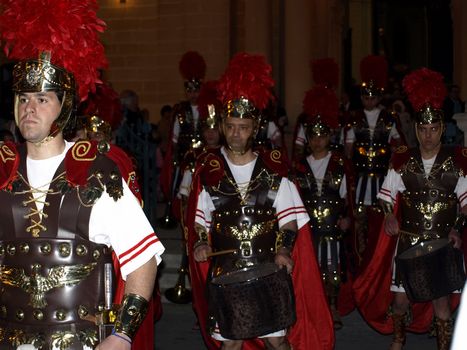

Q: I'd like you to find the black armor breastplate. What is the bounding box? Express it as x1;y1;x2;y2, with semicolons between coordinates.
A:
399;147;460;252
352;110;392;175
205;156;281;276
295;157;345;236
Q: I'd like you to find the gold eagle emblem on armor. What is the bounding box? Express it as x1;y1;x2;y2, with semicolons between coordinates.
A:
415;202;448;220
226;220;275;240
312;207;331;223
0;262;97;309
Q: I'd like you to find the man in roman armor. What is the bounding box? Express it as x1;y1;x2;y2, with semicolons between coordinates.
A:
159;51;207;225
0;1;165;349
178;80;222;202
344;55;402;270
187;53;334;350
293;85;354;329
354;68;466;350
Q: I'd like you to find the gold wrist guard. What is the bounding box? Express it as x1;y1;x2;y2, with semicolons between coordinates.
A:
114;293;149;339
381;201;394;216
195;226;209;244
275;229;296;252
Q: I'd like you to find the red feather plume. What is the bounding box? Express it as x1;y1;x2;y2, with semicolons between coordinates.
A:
360;55;388;89
302;85;339;129
0;0;108;101
79;83;123;130
197;80;221;119
218;52;274;110
179;51;206;80
402;68;447;111
311;58;339;89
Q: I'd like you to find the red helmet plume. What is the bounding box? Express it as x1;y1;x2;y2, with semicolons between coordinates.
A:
311;58;339;89
360;55;388;95
218;52;274;118
402;67;447;124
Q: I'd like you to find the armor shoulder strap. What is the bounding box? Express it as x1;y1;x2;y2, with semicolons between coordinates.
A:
454;146;467;174
379;108;394;125
390;145;411;171
258;149;288;177
173;101;191;121
65;140;125;201
196;151;224;187
0;141;20;190
349;109;365;126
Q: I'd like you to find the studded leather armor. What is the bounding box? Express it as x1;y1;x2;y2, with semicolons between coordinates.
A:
397;147;461;253
0;143;121;350
351;109;393;175
294;152;346;285
204;156;281;277
173;101;202;164
351;109;393;205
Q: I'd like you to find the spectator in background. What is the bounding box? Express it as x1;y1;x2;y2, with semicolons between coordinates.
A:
157;104;173;156
443;84;465;122
392;99;417;148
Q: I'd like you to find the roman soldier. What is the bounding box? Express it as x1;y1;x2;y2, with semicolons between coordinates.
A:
354;68;467;350
0;1;164;349
293;84;354;329
344;55;402;270
187;53;334;350
159;51;207;227
293;58;341;164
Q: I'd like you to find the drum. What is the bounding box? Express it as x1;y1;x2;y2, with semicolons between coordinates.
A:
396;239;465;302
210;263;296;339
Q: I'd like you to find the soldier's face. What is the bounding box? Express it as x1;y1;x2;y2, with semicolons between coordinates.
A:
309;134;330;155
416;122;443;153
186;89;200;105
223;117;255;153
202;127;220;147
361;95;380;111
17;91;61;143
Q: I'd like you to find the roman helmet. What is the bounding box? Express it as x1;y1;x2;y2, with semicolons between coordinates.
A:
197;80;222;130
302;85;339;139
403;67;447;126
80;83;123;142
179;51;206;93
0;0;107;144
360;55;388;97
217;52;275;154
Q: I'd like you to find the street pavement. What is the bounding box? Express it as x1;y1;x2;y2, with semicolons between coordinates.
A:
154;301;438;349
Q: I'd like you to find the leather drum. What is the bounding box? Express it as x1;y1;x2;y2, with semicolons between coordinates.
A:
396;239;466;302
210;263;296;340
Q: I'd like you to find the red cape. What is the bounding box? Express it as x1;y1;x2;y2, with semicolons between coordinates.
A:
186;150;335;350
353;200;462;334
